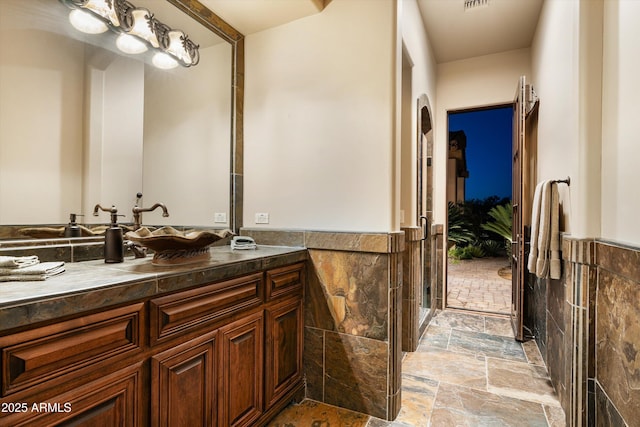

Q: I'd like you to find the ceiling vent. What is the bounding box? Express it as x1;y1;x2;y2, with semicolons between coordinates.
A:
464;0;490;11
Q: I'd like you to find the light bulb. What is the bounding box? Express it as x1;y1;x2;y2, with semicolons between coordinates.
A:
116;33;148;54
68;9;108;34
152;52;178;70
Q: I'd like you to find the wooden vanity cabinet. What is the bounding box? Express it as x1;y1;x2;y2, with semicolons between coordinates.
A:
0;262;305;427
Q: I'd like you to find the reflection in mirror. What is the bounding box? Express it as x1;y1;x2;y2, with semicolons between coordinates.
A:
0;0;233;238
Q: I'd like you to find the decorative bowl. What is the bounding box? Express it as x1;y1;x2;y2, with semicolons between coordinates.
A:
125;226;234;265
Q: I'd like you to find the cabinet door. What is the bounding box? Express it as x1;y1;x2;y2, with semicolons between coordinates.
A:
218;312;263;427
265;297;304;408
151;331;217;427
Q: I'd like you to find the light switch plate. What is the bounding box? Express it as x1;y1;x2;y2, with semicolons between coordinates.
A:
255;213;269;224
214;212;227;223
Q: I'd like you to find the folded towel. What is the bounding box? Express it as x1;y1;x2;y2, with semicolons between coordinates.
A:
527;180;561;279
0;255;39;268
527;182;544;274
0;261;65;282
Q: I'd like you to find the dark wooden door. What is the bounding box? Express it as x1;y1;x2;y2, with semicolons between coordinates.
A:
219;312;264;427
265;297;303;408
511;76;538;341
151;331;217;427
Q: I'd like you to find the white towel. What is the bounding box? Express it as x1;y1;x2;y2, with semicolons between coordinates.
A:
549;184;561;279
527;180;561;279
0;261;65;282
0;255;39;268
527;182;544;274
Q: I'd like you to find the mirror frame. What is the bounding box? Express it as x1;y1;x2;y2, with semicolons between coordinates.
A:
166;0;245;233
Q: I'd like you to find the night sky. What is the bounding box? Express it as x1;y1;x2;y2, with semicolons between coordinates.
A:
448;106;513;201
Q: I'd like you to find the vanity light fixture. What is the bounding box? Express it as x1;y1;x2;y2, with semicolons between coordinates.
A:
61;0;200;68
68;8;108;34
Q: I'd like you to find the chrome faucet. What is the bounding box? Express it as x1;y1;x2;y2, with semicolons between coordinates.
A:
132;203;169;230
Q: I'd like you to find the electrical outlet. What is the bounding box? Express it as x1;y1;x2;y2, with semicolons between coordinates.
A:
255;213;269;224
214;212;227;223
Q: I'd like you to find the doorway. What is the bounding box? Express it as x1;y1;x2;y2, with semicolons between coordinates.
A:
445;105;513;315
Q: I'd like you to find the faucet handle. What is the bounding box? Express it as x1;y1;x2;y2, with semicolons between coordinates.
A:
93;204;117;216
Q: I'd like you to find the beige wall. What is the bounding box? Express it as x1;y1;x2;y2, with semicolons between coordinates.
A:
601;0;640;246
244;0;396;232
532;0;639;247
83;55;145;224
531;0;585;238
400;0;438;228
435;49;531;223
0;1;85;224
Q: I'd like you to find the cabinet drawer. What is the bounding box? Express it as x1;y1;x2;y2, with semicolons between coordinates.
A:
0;362;143;427
265;263;304;301
150;273;263;345
0;303;144;397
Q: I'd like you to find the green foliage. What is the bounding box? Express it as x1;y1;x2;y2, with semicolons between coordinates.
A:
464;245;485;258
481;202;513;242
479;239;505;257
447;202;475;246
448;197;513;259
481;202;512;257
458;196;511;240
448;244;485;260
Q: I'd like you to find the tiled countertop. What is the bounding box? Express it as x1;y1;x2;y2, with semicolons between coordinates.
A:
0;245;307;333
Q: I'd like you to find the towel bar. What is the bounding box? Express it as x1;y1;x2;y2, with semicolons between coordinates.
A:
553;177;570;186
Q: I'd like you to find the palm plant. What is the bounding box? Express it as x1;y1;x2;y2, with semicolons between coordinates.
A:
481;202;512;256
447;202;475;246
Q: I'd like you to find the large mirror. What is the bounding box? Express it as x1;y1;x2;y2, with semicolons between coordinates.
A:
0;0;242;238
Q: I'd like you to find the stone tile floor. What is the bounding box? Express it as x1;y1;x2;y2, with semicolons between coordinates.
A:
447;257;512;315
268;310;566;427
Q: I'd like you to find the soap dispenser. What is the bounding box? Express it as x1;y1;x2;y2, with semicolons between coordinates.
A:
105;210;124;263
94;204;124;263
64;213;83;238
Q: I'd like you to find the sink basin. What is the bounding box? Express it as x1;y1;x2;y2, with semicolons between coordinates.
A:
125;226;234;265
